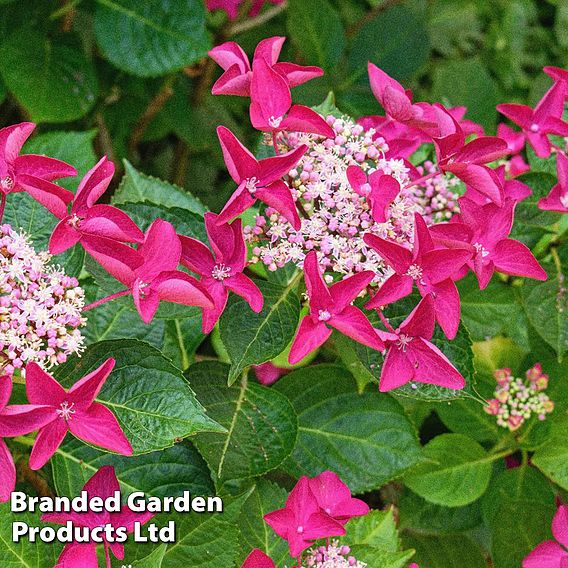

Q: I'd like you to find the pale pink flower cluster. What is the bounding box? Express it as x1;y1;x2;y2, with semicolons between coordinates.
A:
0;225;86;375
412;160;461;224
246;116;419;283
303;541;367;568
484;364;554;430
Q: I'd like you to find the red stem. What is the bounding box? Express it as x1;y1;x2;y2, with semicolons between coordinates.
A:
82;289;130;312
407;170;442;188
0;194;6;223
377;309;395;333
272;132;281;155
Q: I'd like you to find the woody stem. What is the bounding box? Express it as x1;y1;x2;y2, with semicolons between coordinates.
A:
0;194;6;223
377;309;395;333
82;289;130;312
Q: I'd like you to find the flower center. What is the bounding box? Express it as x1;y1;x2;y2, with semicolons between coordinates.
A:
396;334;413;352
529;123;539;133
137;281;150;298
560;193;568;209
405;264;423;281
245;176;259;195
473;242;490;258
268;115;283;128
67;214;83;229
56;401;76;421
318;310;332;322
211;263;231;281
296;525;304;534
0;175;14;192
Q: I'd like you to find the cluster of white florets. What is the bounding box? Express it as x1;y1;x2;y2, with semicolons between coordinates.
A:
245;116;420;283
0;225;86;375
484;364;554;430
302;541;367;567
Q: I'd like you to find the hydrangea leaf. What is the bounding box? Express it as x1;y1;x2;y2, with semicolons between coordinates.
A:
400;533;487;568
0;29;97;122
481;467;555;568
403;434;494;507
343;508;399;550
220;279;301;385
275;365;423;493
532;414;568;490
52;437;213;499
93;0;210;77
188;361;298;483
0;504;62;567
54;339;224;455
114;160;207;214
236;480;294;567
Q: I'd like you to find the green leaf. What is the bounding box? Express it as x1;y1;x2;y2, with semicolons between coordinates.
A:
93;0;210;77
400;533;487;568
275;365;423;493
237;480;294;567
343;508;399;550
0;28;97;122
55;339;224;454
398;490;482;534
114;161;207;214
511;172;558;247
0;504;62;567
404;434;493;507
287;0;345;71
52;437;213;498
349;546;415;568
431;57;500;129
522;261;568;360
220;279;301;385
458;274;528;347
532;414;568;490
131;544;168;567
481;467;555;568
162;317;205;370
189;361;298;482
348;4;430;83
23;130;98;191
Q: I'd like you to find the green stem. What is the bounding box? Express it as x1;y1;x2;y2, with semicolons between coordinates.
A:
12;436;35;448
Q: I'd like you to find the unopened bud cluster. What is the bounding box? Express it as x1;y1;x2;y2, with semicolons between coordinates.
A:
302;541;367;568
245;116;420;284
484;364;554;430
0;225;86;375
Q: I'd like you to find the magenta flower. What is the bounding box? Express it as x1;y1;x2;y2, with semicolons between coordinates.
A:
253;361;289;386
376;295;465;392
544;66;568;94
179;212;263;333
364;213;472;339
308;471;369;525
430;197;547;289
368;63;436;129
242;549;276;568
346;165;401;223
539;151;568;213
101;219;213;324
264;476;346;558
0;376;54;502
465;165;532;206
216;125;307;229
43;465;154;568
49;156;143;255
25;360;132;470
497;82;568;158
288;251;384;365
210;36;323;97
250;57;335;138
0;122;76;218
523;502;568;568
433;106;509;205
